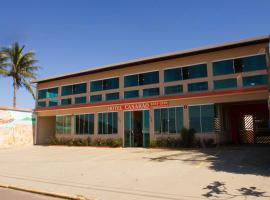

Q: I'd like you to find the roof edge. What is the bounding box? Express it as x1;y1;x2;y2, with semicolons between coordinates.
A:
33;34;270;83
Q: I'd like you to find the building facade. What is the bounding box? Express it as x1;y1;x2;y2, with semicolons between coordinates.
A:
34;35;270;146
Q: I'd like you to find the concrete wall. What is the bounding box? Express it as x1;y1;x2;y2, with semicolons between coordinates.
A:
0;107;34;147
36;116;55;145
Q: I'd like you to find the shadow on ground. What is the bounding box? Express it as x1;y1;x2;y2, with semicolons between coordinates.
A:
202;181;270;199
144;146;270;176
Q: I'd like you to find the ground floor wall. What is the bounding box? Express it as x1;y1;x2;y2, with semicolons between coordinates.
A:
35;89;269;146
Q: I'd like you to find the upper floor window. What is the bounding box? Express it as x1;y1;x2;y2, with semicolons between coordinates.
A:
90;77;119;92
48;100;59;107
61;98;72;106
37;101;46;108
106;92;119;101
90;94;102;103
213;54;266;76
242;74;268;87
61;83;87;96
38;87;58;99
182;64;207;80
143;88;160;97
75;96;87;104
188;81;208;92
164;85;183;95
124;71;159;87
213;78;237;90
164;68;182;82
124;90;139;99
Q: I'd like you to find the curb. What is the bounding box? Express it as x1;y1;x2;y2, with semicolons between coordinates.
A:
0;183;91;200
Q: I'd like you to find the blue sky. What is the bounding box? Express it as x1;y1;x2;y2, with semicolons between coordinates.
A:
0;0;269;108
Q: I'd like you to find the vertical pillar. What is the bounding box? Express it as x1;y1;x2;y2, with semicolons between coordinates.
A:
118;110;124;139
207;61;214;91
69;115;74;136
149;108;154;141
183;106;189;129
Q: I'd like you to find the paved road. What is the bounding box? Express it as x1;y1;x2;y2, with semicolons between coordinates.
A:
0;146;269;200
0;187;63;200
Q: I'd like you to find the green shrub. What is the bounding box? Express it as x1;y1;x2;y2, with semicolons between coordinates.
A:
181;128;196;147
111;138;122;147
154;137;182;148
48;137;122;147
150;140;157;148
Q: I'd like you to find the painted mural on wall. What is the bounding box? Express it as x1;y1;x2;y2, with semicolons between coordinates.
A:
0;109;35;147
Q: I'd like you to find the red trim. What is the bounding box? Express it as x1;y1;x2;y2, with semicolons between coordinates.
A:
35;86;268;112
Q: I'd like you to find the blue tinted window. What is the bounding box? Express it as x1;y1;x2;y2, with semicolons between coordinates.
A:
75;114;94;135
73;83;87;94
188;82;208;92
183;64;207;79
189;104;214;133
98;112;118;134
139;71;159;85
189;106;201;133
90;94;102;103
90;80;102;92
91;78;119;91
75;96;87;104
124;71;159;87
164;68;182;82
38;89;47;99
124;90;139;99
47;87;58;98
201;105;214;132
124;74;138;87
243;75;268;87
37;101;46;107
106;92;119;101
213;60;234;76
239;55;266;72
143;88;160;97
164;85;183;95
154;107;183;134
48;100;58;107
61;98;72;105
214;78;237;90
103;78;119;90
61;85;73;96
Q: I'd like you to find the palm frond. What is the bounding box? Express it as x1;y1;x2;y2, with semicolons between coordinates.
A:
22;79;35;99
0;42;41;103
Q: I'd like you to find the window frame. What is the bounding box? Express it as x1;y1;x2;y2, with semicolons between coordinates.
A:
56;114;72;134
188;103;214;133
90;76;120;92
154;106;184;134
75;113;95;135
124;70;159;88
212;53;267;76
97;111;118;134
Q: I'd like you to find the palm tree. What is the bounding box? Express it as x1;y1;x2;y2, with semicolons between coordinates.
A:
0;42;40;107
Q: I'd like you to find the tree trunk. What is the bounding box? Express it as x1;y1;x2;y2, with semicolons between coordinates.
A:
13;78;16;108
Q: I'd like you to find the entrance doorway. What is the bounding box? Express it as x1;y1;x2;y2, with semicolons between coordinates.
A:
124;110;150;147
229;102;269;144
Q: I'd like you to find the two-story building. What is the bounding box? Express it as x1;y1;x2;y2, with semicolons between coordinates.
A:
33;35;270;147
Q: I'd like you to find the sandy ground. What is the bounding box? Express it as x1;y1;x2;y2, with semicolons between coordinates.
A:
0;146;269;200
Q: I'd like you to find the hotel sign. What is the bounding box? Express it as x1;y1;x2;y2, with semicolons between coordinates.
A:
108;101;169;111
